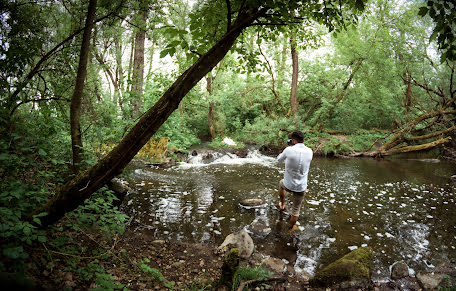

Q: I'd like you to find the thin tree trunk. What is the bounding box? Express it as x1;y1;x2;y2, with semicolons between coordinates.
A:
130;0;147;116
316;58;364;131
290;34;298;117
257;33;287;115
114;35;124;107
28;7;267;227
70;0;97;173
206;73;217;140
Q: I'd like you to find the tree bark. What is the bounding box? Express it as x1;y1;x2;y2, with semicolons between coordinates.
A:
206;73;217;140
290;34;299;117
130;0;147;117
28;7;266;227
70;0;97;173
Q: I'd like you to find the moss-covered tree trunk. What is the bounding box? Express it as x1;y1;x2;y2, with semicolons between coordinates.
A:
28;7;266;227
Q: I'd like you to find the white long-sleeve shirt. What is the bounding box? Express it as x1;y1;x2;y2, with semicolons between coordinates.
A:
277;143;313;192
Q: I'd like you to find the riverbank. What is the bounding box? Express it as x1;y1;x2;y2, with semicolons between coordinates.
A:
20;222;455;290
19;225;307;290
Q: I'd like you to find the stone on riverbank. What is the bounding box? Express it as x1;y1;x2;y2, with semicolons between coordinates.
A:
309;247;373;289
218;229;254;259
391;261;409;280
416;272;445;290
262;257;286;274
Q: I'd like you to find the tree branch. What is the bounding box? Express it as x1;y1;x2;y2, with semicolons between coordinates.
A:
8;1;124;108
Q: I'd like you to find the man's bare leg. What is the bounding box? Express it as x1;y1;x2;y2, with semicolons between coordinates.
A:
279;188;286;210
289;215;298;233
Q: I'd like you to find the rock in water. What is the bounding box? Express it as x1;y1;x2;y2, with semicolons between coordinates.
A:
309;247;374;289
391;261;409;280
218;229;254;259
240;198;265;207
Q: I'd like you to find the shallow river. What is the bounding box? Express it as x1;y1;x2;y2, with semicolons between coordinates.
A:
122;150;456;280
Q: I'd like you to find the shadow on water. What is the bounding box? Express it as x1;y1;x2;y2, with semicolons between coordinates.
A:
122;151;456;280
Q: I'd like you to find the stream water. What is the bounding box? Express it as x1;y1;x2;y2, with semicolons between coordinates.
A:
122;149;456;280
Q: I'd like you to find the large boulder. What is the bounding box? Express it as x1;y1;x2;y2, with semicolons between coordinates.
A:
218;229;254;259
309;247;374;289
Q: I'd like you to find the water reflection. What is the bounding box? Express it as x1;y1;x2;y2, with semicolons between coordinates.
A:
123;152;456;280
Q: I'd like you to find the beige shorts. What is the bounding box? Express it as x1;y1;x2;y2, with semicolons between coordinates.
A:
279;179;306;217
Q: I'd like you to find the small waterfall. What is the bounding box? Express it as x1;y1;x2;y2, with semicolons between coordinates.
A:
181;149;277;168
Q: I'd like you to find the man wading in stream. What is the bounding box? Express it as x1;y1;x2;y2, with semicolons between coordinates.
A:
277;130;313;233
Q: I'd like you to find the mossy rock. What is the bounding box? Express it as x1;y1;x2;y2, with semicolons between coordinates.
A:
310;247;374;289
218;248;240;288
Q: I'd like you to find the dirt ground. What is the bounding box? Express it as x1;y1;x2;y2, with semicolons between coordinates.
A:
26;226;308;290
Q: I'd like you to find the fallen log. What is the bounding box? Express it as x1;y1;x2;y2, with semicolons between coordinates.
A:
382;136;452;155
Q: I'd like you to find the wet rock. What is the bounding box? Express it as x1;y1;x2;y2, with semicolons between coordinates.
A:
191;150;198;156
259;145;283;157
451;175;456;182
391;261;409;280
247;218;271;238
309;247;374;289
107;178;133;207
240;198;265;207
231;149;248;158
416;272;445;290
202;153;214;161
262;257;286;274
218;229;254;259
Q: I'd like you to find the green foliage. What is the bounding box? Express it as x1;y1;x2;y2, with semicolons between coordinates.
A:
347;133;384;152
92;272;128;291
137;259;165;282
418;1;456;61
155;111;200;150
137;258;175;289
68;187;128;237
232;266;272;291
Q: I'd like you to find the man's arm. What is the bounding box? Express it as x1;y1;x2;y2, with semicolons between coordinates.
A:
277;148;288;163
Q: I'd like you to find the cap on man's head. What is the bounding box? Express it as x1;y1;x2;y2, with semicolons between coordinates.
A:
291;131;304;143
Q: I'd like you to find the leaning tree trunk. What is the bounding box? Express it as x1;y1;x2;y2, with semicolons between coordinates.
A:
70;0;97;173
28;8;266;228
290;34;299;117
